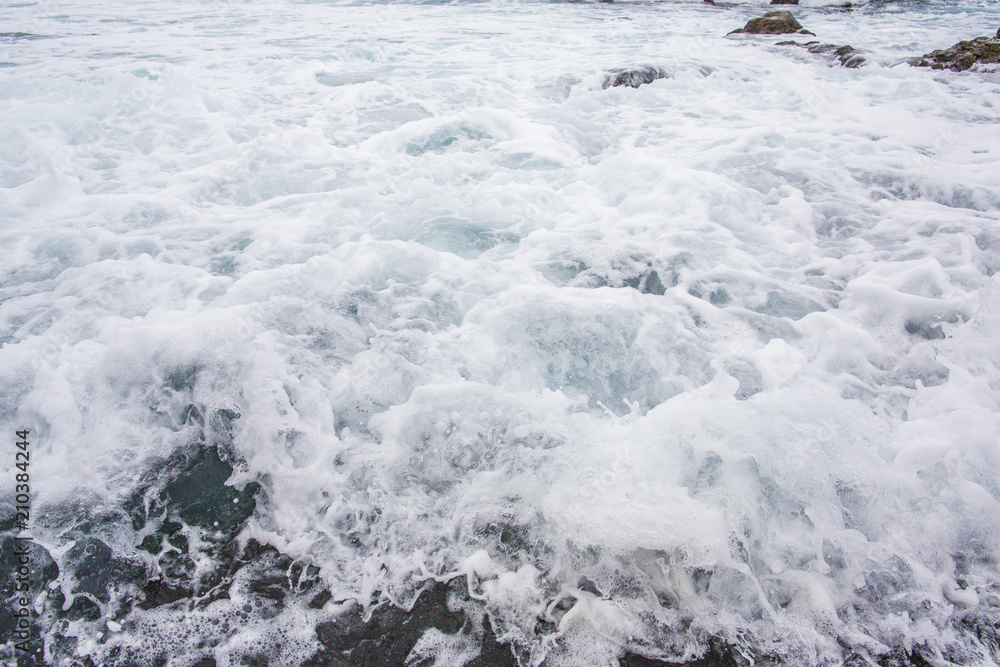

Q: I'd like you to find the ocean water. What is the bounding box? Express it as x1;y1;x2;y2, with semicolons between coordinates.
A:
2;0;1000;664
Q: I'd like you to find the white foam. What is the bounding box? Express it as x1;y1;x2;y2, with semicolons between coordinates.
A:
2;0;1000;663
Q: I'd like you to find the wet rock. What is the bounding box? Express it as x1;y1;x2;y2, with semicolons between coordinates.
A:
0;32;48;42
728;11;815;36
770;0;798;4
778;40;866;67
120;442;263;609
138;579;192;610
962;608;1000;659
63;537;144;602
857;556;915;616
160;446;259;536
0;536;58;656
0;535;59;595
249;574;288;603
305;580;470;666
913;33;1000;72
878;646;936;666
621;635;749;666
577;577;603;596
126;442;260;547
46;588;103;621
466;613;520;667
624;269;667;295
691;451;724;490
603;66;670;89
905;318;945;340
308;589;333;609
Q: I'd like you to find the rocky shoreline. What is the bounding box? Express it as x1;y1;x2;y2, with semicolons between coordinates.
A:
5;435;982;666
601;11;998;88
912;29;1000;71
5;439;995;665
2;524;958;667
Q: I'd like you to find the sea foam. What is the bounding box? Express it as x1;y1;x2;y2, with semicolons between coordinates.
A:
2;0;999;664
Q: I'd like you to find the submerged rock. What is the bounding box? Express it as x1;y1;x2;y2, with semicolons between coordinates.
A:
603;65;670;89
63;537;144;602
304;581;470;666
159;445;259;536
778;40;866;68
913;32;1000;71
728;11;815;36
624;269;667;295
0;536;58;659
0;32;48;42
128;443;262;605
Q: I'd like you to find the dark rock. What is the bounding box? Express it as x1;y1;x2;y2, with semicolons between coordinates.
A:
305;580;472;666
249;575;287;602
914;34;1000;72
47;588;103;621
120;443;264;608
0;535;59;596
125;443;260;557
160;446;259;536
809;4;854;14
825;44;865;68
905;318;945;340
624;270;666;295
877;646;935;666
691;452;724;490
466;613;520;667
577;577;603;596
0;32;48;42
621;636;746;666
0;536;58;656
777;40;866;67
139;579;192;610
603;66;670;89
728;11;815;36
308;589;333;609
962;608;1000;658
770;0;798;4
63;537;144;602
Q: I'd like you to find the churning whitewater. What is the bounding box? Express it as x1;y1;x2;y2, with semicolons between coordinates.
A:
1;0;1000;664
